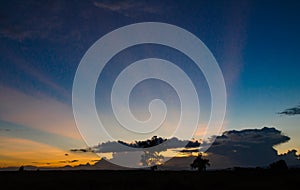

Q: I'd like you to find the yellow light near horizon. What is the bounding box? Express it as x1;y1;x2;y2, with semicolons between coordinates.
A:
0;136;99;168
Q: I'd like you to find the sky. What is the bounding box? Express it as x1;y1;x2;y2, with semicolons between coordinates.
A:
0;0;300;168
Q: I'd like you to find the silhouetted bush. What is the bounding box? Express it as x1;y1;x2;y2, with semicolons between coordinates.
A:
269;159;288;171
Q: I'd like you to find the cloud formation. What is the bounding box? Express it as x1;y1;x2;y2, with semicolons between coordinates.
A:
0;86;80;140
206;127;291;168
58;160;79;164
0;1;63;41
161;127;299;170
78;136;201;153
93;0;163;17
70;127;299;169
278;105;300;116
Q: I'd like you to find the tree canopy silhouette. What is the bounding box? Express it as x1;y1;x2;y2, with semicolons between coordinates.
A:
190;153;210;172
269;159;288;171
18;165;24;172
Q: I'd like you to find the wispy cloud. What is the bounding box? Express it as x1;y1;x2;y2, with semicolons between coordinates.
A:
0;85;78;140
0;136;85;167
0;85;102;168
58;159;79;163
0;44;70;100
278;104;300;116
0;120;82;151
70;148;94;153
220;1;251;90
0;1;63;41
93;0;163;17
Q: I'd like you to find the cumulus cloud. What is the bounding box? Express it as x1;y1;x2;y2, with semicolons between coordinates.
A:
161;127;299;170
206;127;291;168
212;127;290;146
278;105;300;116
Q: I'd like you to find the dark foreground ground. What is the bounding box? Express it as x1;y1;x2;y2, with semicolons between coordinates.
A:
1;169;299;190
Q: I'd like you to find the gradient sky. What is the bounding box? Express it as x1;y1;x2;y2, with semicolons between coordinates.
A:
0;0;300;168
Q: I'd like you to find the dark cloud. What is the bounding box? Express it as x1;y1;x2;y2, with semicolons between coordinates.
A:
70;148;94;153
278;105;300;116
206;127;292;168
162;127;299;170
59;160;79;164
213;127;290;146
117;136;167;148
89;136;200;153
70;136;201;154
0;128;10;131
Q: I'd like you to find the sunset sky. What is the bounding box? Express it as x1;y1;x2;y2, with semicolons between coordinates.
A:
0;0;300;168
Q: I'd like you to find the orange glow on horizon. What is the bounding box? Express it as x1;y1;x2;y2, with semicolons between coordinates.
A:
0;136;99;168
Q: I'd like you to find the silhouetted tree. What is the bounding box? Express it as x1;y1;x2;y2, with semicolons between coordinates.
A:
141;150;164;168
269;159;288;171
132;136;165;170
18;166;24;172
190;153;210;172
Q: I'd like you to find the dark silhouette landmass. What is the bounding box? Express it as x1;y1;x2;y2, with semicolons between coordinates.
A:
0;168;299;190
1;154;299;189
